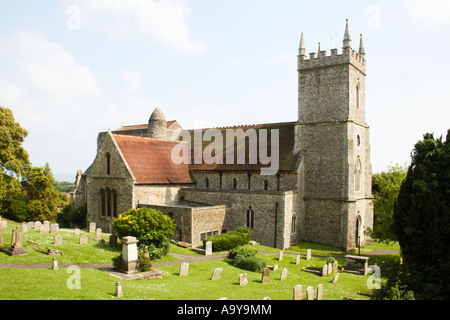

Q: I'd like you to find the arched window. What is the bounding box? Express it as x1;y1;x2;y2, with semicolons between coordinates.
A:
106;153;111;176
99;188;106;218
205;177;209;188
233;178;237;189
264;179;269;191
355;214;362;248
291;214;297;234
246;206;255;229
355;158;362;192
111;189;118;218
106;187;112;218
356;84;360;109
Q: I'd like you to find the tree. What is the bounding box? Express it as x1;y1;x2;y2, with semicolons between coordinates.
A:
371;164;407;242
393;130;450;300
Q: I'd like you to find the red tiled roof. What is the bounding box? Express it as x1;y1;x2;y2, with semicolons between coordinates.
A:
112;134;193;185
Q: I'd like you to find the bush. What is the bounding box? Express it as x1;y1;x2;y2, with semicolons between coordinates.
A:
57;204;86;228
228;247;266;272
204;227;251;252
0;199;32;222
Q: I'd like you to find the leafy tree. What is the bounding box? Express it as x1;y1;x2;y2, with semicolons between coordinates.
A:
112;207;176;259
371;164;407;242
393;130;450;300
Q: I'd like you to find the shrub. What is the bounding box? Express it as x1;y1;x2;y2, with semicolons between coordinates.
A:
0;199;32;222
228;247;266;272
204;227;251;252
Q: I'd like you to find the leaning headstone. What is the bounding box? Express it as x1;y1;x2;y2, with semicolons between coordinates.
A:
79;235;88;245
278;251;283;261
293;285;302;300
332;273;340;284
115;282;123;298
306;286;314;300
52;258;59;270
261;267;270;284
205;241;212;256
239;273;248;286
211;268;222;281
89;222;96;233
179;262;189;276
306;249;312;261
316;284;323;300
295;254;301;265
109;234;118;247
322;264;328;277
96;228;102;239
74;228;80;235
54;235;63;245
280;268;288;281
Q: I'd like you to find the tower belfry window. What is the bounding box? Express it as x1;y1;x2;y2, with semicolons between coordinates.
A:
106;153;111;176
355;158;362;192
356;84;360;109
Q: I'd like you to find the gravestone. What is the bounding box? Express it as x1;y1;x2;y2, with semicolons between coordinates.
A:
179;262;189;276
296;254;301;265
5;227;27;256
115;282;123;298
98;239;106;248
50;223;59;233
0;221;7;229
89;222;96;233
96;228;102;239
328;262;333;275
316;284;323;300
0;228;3;246
43;221;50;229
278;251;283;261
261;267;270;284
332;273;340;284
40;224;49;233
54;235;63;245
121;236;139;274
205;241;212;256
306;286;314;300
239;273;248;286
306;249;312;261
27;221;34;229
34;221;41;230
21;223;28;233
74;228;80;235
280;268;288;281
293;285;302;300
109;234;118;247
79;235;88;245
322;264;328;277
332;260;338;273
52;258;59;270
211;268;222;280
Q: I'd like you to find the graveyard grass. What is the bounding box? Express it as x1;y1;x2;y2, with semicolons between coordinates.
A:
0;220;398;300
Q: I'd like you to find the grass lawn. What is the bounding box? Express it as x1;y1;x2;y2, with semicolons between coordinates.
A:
0;219;399;300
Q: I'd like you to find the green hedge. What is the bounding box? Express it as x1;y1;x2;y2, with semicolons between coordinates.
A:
203;227;251;252
228;247;266;272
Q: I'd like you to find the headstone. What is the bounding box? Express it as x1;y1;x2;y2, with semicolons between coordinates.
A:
306;286;314;300
332;273;340;283
316;284;323;300
0;228;3;247
205;241;212;256
332;260;338;273
96;228;102;239
293;285;302;300
54;235;63;245
306;249;312;261
0;221;7;229
6;227;27;256
21;223;28;233
211;268;222;280
27;221;34;229
50;223;59;233
322;264;328;277
296;254;301;265
121;236;139;274
34;221;41;230
79;235;88;245
109;234;118;247
43;221;50;231
98;239;106;248
52;258;59;270
328;262;333;275
115;282;123;298
280;268;288;281
89;222;96;233
179;262;189;276
40;224;49;233
239;273;248;286
261;267;270;284
74;228;80;235
278;251;283;261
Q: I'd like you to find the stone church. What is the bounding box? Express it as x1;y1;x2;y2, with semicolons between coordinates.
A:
72;20;373;250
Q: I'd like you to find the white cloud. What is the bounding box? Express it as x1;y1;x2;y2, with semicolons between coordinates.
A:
121;71;143;93
403;0;450;25
77;0;206;54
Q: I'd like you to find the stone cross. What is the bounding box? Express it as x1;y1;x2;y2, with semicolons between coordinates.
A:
280;268;288;281
306;249;312;261
54;235;63;245
211;268;222;280
293;285;302;300
89;222;96;233
239;273;248;286
79;235;88;244
306;286;314;300
115;282;123;297
261;267;270;284
179;262;189;276
205;241;212;256
121;236;139;274
316;284;323;300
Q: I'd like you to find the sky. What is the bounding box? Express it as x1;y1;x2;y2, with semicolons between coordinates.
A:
0;0;449;182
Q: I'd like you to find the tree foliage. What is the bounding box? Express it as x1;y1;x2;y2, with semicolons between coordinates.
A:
393;130;450;300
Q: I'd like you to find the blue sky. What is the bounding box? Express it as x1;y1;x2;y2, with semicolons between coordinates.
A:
0;0;449;181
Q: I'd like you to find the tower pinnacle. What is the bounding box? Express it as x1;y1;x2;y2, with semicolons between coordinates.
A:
359;34;365;59
299;32;306;57
343;19;352;49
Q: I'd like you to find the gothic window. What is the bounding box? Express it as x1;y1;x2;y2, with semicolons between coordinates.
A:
111;189;118;218
106;187;112;218
233;178;237;189
106;153;111;176
291;214;297;234
205;177;209;188
100;187;118;219
355;158;362;192
246;206;255;229
264;179;269;191
99;189;106;218
356;84;360;109
357;135;361;147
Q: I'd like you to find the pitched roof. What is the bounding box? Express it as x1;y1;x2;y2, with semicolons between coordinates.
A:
182;121;300;172
112;134;193;185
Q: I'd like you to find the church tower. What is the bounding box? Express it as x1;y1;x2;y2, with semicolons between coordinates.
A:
296;20;373;250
